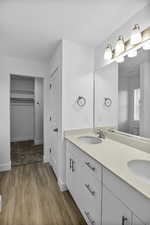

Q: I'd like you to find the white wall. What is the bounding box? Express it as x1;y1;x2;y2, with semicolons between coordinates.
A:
95;62;118;128
10;76;35;142
46;40;94;189
34;77;43;145
0;56;49;171
95;4;150;70
118;76;129;133
10;76;43;143
62;40;94;130
11;102;34;142
60;40;94;187
128;75;140;135
118;74;140;135
140;61;150;138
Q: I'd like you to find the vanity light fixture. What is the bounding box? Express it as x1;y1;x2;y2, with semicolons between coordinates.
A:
103;26;150;63
116;55;124;63
143;40;150;50
104;44;113;60
131;24;142;45
127;49;137;58
115;36;125;56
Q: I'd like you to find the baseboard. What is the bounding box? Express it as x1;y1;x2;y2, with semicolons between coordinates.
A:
11;137;33;142
34;139;43;145
43;154;49;163
0;161;11;172
58;179;68;192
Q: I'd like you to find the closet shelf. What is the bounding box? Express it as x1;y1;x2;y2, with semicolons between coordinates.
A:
11;98;34;104
11;89;34;95
10;93;34;100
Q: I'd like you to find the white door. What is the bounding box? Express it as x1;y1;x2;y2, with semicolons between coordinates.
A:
48;68;60;177
102;186;132;225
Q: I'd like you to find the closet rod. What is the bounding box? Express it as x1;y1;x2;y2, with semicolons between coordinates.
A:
11;98;34;103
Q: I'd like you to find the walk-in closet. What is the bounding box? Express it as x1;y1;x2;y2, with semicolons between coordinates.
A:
10;75;44;166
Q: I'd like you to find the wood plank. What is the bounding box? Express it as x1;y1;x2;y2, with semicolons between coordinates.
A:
0;163;87;225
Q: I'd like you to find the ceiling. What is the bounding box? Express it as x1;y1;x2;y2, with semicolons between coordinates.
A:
0;0;149;62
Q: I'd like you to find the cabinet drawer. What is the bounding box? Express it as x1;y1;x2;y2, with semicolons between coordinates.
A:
80;167;101;214
102;186;131;225
81;204;101;225
68;142;102;181
103;168;150;225
81;152;102;181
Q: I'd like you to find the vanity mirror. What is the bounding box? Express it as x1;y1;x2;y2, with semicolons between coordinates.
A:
94;48;150;140
118;48;150;138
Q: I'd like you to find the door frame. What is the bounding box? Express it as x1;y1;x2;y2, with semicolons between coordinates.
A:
48;66;62;177
9;73;45;166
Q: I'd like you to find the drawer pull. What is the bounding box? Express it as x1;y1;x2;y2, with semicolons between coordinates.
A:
84;211;96;225
85;162;96;171
85;184;95;196
69;159;75;172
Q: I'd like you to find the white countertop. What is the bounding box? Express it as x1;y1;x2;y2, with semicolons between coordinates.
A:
65;130;150;199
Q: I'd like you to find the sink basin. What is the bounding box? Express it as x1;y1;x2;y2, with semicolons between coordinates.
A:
127;160;150;184
78;136;102;144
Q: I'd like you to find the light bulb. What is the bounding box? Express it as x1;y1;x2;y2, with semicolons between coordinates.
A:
104;44;113;60
131;24;142;45
115;36;125;56
143;40;150;50
116;56;124;63
127;49;137;58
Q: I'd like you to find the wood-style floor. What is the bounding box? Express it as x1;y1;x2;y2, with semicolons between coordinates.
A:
0;163;87;225
11;141;43;166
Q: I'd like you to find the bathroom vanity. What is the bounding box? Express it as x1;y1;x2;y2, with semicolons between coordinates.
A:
65;130;150;225
64;42;150;225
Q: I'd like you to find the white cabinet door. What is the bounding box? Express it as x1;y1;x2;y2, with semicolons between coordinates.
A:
133;216;145;225
66;141;102;225
79;169;101;225
48;68;60;177
102;186;132;225
66;142;82;210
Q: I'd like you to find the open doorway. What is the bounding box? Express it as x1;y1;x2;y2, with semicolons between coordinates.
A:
10;74;44;166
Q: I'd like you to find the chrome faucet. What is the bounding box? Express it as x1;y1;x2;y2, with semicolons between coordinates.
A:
97;128;106;139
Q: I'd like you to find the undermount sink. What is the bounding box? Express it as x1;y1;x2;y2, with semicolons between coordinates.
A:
78;136;102;144
127;160;150;184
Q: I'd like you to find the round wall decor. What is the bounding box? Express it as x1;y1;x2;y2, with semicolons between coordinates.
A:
104;98;112;107
76;96;86;107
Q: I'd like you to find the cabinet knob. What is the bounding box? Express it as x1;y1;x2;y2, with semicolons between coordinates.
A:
122;216;128;225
